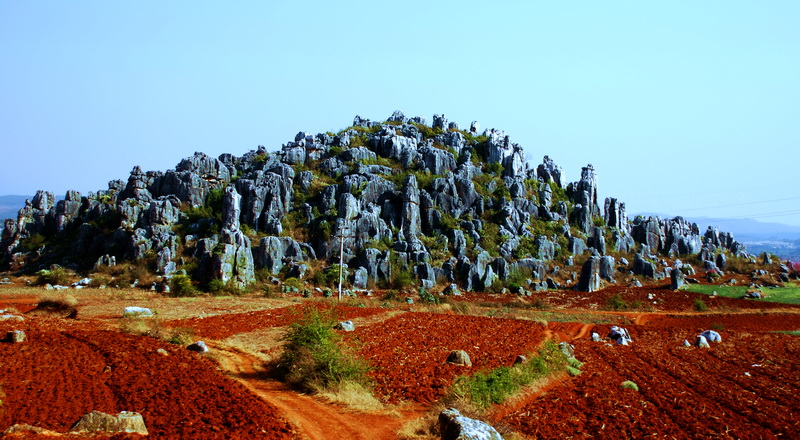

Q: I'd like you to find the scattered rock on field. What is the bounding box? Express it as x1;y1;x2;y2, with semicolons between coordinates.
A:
559;342;575;358
701;330;722;343
335;320;355;332
608;326;632;345
187;341;209;353
439;408;503;440
3;424;61;436
0;314;23;321
123;306;153;317
5;330;26;343
70;410;148;435
446;350;472;367
695;335;710;348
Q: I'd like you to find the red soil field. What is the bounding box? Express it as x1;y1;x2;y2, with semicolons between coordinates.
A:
346;312;551;404
0;317;297;439
453;284;800;312
507;317;800;439
165;303;385;340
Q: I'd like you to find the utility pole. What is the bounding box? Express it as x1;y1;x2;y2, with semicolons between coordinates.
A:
338;228;345;301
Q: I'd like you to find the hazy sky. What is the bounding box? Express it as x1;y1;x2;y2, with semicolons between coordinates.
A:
1;1;798;226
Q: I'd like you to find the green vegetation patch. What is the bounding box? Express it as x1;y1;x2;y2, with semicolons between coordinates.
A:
276;307;371;393
685;283;800;305
448;341;570;410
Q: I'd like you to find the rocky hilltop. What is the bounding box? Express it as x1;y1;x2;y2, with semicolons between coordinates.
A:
0;111;754;293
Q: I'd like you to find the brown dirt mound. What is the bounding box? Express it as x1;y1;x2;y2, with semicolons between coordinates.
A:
347;312;550;404
0;317;297;439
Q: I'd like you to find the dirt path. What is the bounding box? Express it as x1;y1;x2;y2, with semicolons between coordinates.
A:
572;323;593;339
213;344;425;440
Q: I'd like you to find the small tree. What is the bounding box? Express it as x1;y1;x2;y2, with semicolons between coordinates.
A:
276;308;369;392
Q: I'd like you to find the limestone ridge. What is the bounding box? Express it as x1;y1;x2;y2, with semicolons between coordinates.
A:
0;111;746;291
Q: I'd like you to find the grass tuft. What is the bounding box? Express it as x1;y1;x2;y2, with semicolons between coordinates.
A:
447;341;570;410
621;380;639;391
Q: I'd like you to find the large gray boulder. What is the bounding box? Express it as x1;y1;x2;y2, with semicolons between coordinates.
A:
578;256;602;292
670;264;685;289
401;175;422;238
439;408;503;440
633;253;657;278
570;204;593;234
419;146;457;175
446;350;472;367
537;155;563;188
70;411;148;435
599;256;616;282
211;187;256;288
604;197;627;231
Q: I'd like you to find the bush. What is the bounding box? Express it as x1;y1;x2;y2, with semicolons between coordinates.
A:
276;308;370;392
694;299;709;312
88;275;112;288
621;380;639;391
605;293;642;311
35;266;72;286
392;268;416;291
169;274;197;297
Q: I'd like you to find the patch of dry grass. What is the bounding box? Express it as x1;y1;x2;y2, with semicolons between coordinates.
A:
315;381;386;413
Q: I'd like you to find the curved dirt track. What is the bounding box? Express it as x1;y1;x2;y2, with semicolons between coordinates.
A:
213;345;423;440
0;317;297;439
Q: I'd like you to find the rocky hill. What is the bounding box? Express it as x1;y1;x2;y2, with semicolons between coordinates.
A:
0;112;759;293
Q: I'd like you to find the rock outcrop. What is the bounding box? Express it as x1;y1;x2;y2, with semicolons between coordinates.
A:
0;111;752;294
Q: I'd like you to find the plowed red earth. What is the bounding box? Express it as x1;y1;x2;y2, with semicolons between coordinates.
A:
0;318;297;439
346;312;550;404
507;316;800;439
166;303;385;339
454;285;800;311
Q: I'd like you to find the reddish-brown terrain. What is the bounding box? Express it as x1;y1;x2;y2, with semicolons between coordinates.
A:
2;288;800;439
0;317;297;439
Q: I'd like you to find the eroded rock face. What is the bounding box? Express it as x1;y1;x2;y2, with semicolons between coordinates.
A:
0;112;751;292
211;187;255;288
578;256;601;292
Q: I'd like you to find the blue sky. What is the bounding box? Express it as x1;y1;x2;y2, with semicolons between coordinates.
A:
1;1;798;226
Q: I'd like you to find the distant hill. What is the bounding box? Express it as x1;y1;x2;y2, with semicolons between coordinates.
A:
0;195;30;223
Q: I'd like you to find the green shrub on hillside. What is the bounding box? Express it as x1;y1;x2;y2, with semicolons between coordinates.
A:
276;308;370;392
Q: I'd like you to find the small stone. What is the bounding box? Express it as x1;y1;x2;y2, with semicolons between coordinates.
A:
187;341;209;353
446;350;472;367
0;314;24;321
122;307;153;317
335;321;355;332
6;330;26;343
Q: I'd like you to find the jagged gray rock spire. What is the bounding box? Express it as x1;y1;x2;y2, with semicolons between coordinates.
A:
0;111;752;293
212;186;255;288
401;174;421;238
